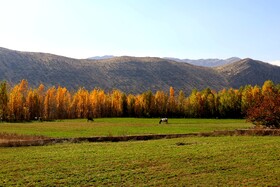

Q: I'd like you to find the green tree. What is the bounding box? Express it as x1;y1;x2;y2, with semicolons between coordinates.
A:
218;88;241;118
142;91;155;117
127;94;136;117
0;81;8;121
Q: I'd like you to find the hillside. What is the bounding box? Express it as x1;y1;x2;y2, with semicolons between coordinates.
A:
87;56;228;93
215;58;280;88
0;47;227;94
1;47;280;94
0;47;96;90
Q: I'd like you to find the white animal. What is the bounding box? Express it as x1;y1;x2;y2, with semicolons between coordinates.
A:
159;118;168;124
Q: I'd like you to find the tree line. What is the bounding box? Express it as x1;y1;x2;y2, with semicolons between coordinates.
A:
0;80;279;126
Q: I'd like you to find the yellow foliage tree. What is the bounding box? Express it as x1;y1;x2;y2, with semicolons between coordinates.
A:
44;87;57;120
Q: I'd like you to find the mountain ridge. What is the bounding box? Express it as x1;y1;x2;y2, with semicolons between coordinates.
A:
1;47;280;94
165;57;241;67
88;55;115;60
216;58;280;88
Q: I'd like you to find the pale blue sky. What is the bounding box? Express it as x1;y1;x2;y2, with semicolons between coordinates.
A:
1;0;280;64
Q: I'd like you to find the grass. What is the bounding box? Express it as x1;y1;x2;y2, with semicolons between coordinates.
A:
0;136;279;186
0;118;251;138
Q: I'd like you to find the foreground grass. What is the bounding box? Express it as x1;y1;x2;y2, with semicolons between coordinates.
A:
0;136;279;186
0;118;251;138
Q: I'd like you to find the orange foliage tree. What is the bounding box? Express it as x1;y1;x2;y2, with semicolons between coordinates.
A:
8;81;26;121
2;79;280;123
246;81;280;128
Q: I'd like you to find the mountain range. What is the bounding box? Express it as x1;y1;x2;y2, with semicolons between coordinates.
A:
89;56;241;67
88;55;115;60
1;47;280;94
165;57;241;67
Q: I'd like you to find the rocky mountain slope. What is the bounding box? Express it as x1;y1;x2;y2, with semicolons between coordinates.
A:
215;58;280;88
1;47;279;94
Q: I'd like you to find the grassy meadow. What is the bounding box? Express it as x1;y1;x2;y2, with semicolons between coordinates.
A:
1;118;279;186
0;136;279;186
0;118;251;138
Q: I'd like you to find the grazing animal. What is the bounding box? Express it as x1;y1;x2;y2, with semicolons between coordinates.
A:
87;117;94;122
35;117;43;122
159;118;168;124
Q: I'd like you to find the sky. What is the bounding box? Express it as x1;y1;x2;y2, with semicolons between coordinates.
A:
1;0;280;65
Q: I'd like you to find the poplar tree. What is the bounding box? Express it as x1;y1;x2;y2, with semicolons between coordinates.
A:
0;81;8;121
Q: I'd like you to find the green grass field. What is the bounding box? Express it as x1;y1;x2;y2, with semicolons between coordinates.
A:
0;118;251;138
0;136;279;186
1;118;279;186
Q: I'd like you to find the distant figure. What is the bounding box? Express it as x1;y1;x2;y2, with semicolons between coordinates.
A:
35;117;43;122
87;117;94;122
159;118;168;124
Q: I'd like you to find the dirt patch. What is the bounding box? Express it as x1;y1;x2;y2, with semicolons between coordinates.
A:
0;132;50;147
0;132;48;140
0;129;279;147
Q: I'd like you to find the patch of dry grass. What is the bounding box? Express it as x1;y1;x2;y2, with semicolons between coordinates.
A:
0;132;49;147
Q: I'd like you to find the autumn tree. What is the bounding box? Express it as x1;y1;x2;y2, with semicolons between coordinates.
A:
246;81;280;128
89;89;99;117
134;94;145;117
110;90;124;117
37;84;45;118
56;86;70;119
154;90;168;117
186;89;200;117
167;87;177;117
177;90;186;117
26;89;40;120
8;80;29;121
241;85;253;115
44;87;57;120
98;89;110;117
201;88;217;118
217;88;241;118
72;88;90;118
89;89;111;117
5;79;280;121
20;80;30;120
8;84;21;121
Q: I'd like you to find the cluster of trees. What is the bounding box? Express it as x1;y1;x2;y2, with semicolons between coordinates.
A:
0;80;280;127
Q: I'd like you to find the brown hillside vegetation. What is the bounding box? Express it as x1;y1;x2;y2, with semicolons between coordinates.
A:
0;47;227;94
1;48;280;94
89;56;228;93
216;58;280;88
